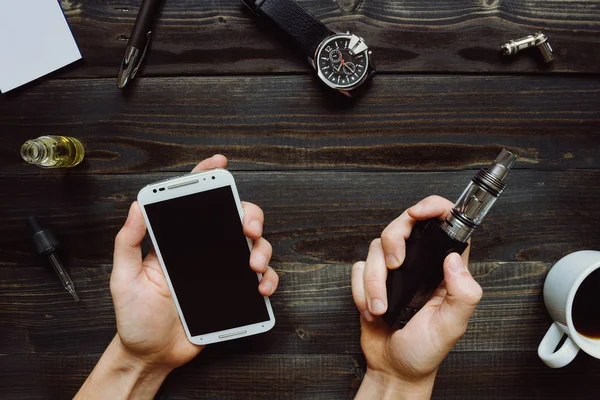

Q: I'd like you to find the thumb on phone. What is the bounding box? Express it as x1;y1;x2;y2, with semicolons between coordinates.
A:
113;202;146;280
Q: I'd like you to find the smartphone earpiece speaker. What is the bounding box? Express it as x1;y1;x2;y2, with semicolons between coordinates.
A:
167;179;200;190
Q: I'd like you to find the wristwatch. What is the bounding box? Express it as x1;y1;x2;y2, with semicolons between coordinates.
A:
241;0;375;97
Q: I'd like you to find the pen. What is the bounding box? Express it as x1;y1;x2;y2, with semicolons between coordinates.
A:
117;0;165;89
27;216;79;301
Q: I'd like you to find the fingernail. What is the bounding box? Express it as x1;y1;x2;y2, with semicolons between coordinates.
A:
448;253;467;273
411;203;422;212
362;309;374;322
370;299;386;314
386;255;399;268
250;220;262;235
261;280;273;295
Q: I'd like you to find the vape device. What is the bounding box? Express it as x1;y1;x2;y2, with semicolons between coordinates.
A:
383;149;518;329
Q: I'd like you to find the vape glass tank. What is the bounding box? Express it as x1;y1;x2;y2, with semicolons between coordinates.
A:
442;149;518;242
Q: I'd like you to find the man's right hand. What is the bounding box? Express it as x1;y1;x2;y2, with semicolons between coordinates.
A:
352;196;483;399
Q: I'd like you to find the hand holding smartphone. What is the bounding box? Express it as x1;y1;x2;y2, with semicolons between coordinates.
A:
137;168;276;345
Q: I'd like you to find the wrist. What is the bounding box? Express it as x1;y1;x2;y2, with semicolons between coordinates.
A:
75;335;173;400
112;334;174;381
355;368;436;400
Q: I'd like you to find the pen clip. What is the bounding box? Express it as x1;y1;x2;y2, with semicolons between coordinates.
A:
117;31;152;89
131;31;152;79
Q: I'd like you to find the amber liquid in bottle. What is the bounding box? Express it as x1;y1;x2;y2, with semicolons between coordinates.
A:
21;136;85;168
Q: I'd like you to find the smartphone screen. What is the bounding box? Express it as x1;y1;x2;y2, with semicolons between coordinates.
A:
144;186;270;336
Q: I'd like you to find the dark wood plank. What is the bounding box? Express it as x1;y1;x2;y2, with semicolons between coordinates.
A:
53;0;600;77
433;350;600;400
1;170;598;270
0;353;361;400
0;260;555;354
1;350;599;399
0;256;591;356
1;76;599;173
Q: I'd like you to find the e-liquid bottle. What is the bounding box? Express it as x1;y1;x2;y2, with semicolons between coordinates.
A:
21;136;85;168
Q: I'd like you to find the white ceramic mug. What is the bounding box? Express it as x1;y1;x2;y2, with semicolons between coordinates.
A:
538;250;600;368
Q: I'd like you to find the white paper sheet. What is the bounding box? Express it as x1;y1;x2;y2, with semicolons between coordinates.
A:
0;0;82;93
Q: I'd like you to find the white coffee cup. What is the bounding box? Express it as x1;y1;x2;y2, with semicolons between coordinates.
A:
538;250;600;368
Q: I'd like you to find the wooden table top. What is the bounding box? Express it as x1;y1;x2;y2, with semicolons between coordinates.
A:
1;1;600;398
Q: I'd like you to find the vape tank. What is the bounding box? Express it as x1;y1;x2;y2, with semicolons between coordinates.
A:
383;149;518;329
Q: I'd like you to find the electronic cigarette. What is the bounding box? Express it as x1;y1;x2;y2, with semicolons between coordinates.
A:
383;149;517;329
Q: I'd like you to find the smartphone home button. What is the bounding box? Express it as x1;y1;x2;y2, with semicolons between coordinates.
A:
218;330;247;339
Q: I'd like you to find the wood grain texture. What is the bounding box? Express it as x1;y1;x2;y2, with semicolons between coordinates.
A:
433;350;600;400
0;261;567;355
1;350;599;399
1;171;599;271
1;2;599;398
1;75;599;173
2;261;600;399
52;0;600;77
0;353;361;400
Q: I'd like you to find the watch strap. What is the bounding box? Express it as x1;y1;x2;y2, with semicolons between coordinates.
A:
244;0;333;57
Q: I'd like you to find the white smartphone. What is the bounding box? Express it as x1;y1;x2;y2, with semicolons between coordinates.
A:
137;169;275;345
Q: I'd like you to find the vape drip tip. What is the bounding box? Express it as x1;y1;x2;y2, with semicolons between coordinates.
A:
441;149;518;242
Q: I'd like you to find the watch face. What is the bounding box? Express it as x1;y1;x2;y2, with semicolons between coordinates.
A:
316;34;370;89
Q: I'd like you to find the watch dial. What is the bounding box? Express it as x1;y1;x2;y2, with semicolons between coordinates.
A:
317;37;368;87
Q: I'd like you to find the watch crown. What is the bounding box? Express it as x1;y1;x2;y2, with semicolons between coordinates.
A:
368;50;372;55
346;31;350;34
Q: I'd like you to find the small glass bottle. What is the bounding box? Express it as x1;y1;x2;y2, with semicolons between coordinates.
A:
21;136;85;168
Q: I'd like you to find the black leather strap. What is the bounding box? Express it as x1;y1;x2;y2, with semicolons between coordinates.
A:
243;0;333;57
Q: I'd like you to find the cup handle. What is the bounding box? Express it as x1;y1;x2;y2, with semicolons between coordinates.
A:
537;322;580;368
